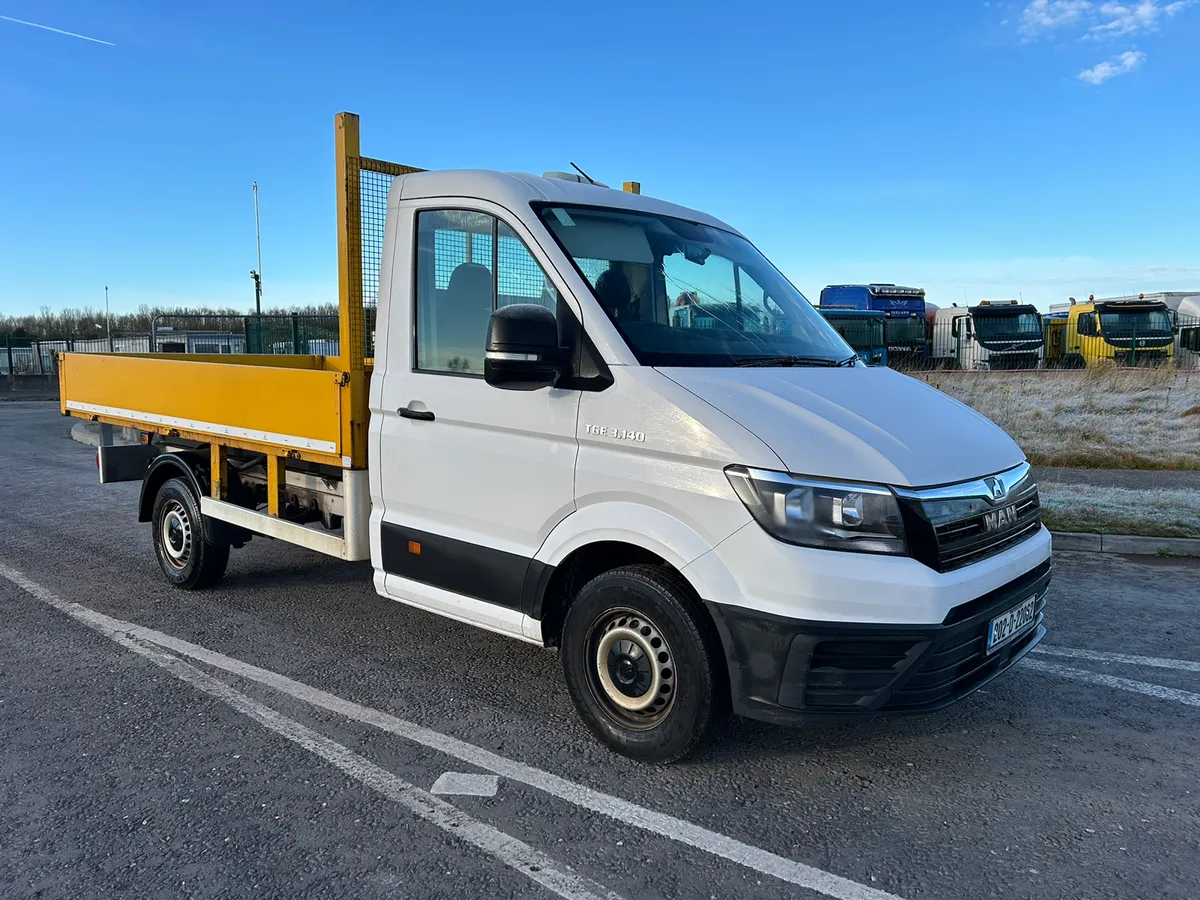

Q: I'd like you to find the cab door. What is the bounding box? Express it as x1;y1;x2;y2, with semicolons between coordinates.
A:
371;203;582;639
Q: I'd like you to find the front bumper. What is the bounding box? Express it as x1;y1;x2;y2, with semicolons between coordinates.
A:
705;559;1051;726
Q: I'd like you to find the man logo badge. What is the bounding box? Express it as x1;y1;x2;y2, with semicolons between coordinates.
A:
984;476;1007;502
983;476;1016;532
984;504;1018;533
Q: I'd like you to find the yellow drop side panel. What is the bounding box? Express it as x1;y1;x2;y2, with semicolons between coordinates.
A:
60;353;346;465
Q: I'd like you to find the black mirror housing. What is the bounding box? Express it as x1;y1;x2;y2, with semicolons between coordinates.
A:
484;304;563;391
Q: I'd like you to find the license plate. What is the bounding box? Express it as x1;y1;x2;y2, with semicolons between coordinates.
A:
987;595;1038;654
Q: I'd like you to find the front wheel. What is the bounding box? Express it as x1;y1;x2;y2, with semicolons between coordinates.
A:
561;565;729;763
151;477;230;590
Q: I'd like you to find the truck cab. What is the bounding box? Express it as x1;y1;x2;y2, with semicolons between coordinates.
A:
816;308;888;366
931;301;1044;370
1164;295;1200;365
819;284;928;369
1047;295;1176;367
367;174;1049;759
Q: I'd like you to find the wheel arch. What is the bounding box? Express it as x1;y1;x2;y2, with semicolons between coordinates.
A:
138;449;251;547
530;504;740;647
138;452;208;523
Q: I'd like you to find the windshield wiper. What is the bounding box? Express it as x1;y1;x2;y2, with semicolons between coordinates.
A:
734;355;846;368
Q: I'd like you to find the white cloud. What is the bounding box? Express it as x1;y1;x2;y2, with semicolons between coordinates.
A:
1020;0;1094;37
1089;0;1195;35
1019;0;1194;38
1078;49;1146;82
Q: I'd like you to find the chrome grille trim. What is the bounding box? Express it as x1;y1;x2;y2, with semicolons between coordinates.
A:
894;462;1043;572
894;461;1032;503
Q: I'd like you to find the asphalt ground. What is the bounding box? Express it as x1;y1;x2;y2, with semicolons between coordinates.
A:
2;401;1198;900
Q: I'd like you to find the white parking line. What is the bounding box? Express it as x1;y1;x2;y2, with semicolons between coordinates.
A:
1024;658;1200;708
1033;646;1200;674
0;565;621;900
0;563;905;900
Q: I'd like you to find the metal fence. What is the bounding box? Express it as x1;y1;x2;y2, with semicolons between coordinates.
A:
149;313;340;355
2;314;342;375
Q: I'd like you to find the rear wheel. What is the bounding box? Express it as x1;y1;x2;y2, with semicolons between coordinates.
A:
151;477;229;590
561;565;728;763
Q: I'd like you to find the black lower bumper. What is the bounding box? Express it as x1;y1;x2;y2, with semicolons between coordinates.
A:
705;560;1051;726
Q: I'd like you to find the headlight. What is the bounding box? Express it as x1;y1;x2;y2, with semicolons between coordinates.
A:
725;466;906;555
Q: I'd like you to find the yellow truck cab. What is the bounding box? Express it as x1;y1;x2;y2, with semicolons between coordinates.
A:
1046;294;1176;367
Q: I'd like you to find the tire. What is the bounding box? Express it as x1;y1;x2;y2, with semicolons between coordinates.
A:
151;477;230;590
561;565;729;764
1064;353;1086;370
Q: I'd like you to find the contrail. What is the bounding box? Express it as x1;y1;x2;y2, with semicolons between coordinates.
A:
0;13;115;46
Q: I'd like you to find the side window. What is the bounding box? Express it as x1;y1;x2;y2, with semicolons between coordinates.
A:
416;210;495;375
416;211;563;375
497;221;559;312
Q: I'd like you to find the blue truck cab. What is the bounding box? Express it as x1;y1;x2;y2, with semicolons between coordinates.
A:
816;308;888;366
819;284;928;368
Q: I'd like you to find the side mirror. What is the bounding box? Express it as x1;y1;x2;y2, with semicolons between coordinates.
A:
484;304;563;391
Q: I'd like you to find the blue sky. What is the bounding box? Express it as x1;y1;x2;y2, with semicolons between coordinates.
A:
1;0;1197;316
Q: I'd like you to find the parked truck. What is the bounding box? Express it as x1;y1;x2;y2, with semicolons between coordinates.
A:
61;113;1051;763
816;308;888;366
1046;294;1176;367
1161;294;1200;365
819;284;928;368
1098;292;1200;366
931;301;1044;370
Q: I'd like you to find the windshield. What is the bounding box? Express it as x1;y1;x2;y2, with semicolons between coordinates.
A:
823;316;884;352
884;316;927;346
973;312;1043;340
1100;309;1173;337
538;205;852;366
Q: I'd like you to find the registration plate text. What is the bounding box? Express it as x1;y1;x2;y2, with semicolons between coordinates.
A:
987;595;1038;654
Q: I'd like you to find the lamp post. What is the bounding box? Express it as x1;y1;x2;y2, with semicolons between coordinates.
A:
253;181;263;314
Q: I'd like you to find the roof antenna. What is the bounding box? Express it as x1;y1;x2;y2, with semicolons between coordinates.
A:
570;162;596;185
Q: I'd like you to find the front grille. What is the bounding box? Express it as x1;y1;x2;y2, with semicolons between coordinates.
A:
988;352;1040;371
933;493;1042;571
884;591;1046;711
1113;349;1169;366
896;464;1044;573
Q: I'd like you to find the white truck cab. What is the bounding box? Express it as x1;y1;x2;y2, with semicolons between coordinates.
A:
364;170;1051;761
932;301;1045;370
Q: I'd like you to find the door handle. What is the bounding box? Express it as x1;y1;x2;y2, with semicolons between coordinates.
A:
399;405;435;422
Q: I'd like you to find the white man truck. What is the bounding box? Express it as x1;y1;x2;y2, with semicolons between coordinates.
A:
60;113;1051;763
